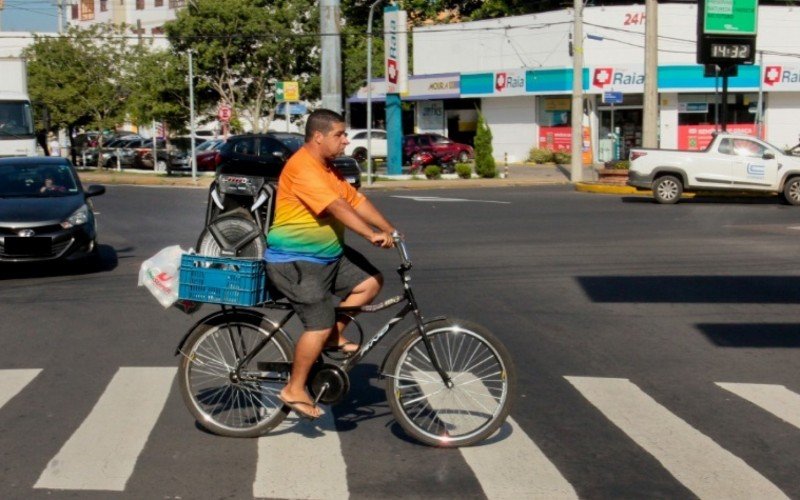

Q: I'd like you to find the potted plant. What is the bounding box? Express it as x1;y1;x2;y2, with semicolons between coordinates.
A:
597;159;630;185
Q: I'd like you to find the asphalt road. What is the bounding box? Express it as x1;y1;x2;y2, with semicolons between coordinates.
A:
1;185;799;499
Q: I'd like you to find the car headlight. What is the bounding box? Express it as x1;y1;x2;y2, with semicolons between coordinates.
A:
61;204;90;228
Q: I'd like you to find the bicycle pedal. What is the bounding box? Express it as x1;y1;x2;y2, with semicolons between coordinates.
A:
313;382;330;405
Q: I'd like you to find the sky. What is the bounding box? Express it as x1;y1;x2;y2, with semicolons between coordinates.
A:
1;0;60;33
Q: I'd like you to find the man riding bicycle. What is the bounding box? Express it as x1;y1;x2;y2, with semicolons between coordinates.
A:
265;109;397;420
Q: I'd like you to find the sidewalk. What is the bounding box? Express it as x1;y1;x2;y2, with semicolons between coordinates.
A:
76;163;596;190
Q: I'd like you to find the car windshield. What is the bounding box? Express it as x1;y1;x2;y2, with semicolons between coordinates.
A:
0;101;35;138
0;163;79;197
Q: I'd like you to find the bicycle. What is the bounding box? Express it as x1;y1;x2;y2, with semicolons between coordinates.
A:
174;233;516;447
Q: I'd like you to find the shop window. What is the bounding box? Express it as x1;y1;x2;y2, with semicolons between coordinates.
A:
71;4;79;19
100;0;108;12
136;0;145;10
155;0;164;6
169;0;186;8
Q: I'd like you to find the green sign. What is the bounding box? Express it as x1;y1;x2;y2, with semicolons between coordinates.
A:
703;0;758;35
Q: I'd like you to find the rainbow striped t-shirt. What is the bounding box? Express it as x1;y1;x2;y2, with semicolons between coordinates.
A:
265;147;365;263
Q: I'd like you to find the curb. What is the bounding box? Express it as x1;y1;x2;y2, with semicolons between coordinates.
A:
574;181;778;200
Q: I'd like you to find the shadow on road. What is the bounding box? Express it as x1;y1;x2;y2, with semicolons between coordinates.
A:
621;195;781;205
696;323;800;348
577;275;800;304
0;243;118;280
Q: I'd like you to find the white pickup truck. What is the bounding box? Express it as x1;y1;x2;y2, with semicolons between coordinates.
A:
627;133;800;204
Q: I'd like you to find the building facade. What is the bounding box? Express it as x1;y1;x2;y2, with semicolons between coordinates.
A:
410;4;800;163
67;0;183;37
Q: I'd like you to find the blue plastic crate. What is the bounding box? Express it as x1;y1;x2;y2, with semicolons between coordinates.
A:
178;254;267;306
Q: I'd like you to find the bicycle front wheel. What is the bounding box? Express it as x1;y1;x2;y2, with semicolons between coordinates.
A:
384;318;515;447
178;312;293;437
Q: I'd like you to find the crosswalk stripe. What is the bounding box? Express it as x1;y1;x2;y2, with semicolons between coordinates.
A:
716;383;800;430
461;417;578;499
566;376;789;500
408;369;577;498
34;367;176;492
0;369;42;410
253;411;348;500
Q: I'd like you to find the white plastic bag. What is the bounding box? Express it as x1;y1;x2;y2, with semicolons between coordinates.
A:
138;245;185;308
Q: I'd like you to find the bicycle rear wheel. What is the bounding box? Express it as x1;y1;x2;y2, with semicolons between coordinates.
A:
384;318;515;447
178;312;292;437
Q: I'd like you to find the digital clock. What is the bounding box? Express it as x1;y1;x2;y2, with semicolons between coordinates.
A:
710;43;752;60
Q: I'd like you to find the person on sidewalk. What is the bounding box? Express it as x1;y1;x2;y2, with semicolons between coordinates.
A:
265;108;397;420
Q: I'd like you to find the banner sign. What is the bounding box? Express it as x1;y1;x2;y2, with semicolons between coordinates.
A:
677;123;756;150
538;126;593;164
493;70;526;96
384;6;408;94
703;0;758;35
416;100;445;134
589;66;645;94
762;64;800;91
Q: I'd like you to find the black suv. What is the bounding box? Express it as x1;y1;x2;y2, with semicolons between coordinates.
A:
216;133;362;188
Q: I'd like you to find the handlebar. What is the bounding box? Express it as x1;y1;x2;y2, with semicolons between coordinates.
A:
392;231;411;269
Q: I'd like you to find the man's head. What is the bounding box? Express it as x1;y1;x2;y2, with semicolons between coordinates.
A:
304;109;348;161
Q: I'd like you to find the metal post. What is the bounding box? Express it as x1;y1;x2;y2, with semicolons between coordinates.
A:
366;0;384;186
188;50;197;181
320;0;342;113
152;119;158;171
57;0;64;34
642;0;658;148
714;66;720;132
285;103;291;132
570;0;583;182
721;71;729;132
756;51;764;139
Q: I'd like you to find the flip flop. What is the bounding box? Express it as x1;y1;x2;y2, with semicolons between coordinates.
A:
279;395;325;420
322;340;359;355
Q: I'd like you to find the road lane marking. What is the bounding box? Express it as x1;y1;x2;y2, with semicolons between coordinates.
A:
716;383;800;430
0;369;41;410
566;376;788;500
253;411;348;500
34;367;176;492
461;417;578;499
409;369;577;498
391;195;510;204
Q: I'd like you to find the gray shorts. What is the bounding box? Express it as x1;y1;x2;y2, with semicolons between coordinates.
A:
265;247;381;331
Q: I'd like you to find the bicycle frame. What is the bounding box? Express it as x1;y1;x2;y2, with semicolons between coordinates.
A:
196;235;453;387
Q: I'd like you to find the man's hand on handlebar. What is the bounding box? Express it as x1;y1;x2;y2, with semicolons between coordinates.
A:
369;230;395;248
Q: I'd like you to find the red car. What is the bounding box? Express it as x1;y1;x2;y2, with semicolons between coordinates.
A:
403;134;474;166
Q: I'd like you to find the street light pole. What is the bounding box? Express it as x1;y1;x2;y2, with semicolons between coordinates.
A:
188;49;197;181
366;0;384;186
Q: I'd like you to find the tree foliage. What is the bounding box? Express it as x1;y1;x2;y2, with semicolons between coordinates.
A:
25;24;145;152
474;110;496;178
165;0;319;133
127;49;194;135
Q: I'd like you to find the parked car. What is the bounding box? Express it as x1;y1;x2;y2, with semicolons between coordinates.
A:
215;133;362;188
0;157;105;263
195;138;225;171
345;129;387;163
101;138;149;169
72;131;139;165
135;137;199;173
403;133;474;166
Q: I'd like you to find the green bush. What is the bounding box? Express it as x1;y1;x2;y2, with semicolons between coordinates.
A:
553;151;572;164
528;147;554;164
455;163;472;179
605;159;630;169
474;110;497;178
424;165;441;179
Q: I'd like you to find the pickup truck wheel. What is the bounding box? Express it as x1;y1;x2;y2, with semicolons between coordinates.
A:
653;175;683;204
783;177;800;205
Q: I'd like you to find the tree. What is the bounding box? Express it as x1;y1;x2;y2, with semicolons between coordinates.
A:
26;24;144;158
474;110;496;178
127;49;194;136
165;0;319;133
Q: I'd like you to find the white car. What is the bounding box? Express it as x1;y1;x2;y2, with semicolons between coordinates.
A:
345;129;387;163
628;132;800;204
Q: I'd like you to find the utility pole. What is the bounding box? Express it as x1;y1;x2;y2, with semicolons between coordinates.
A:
366;0;384;185
642;0;658;148
57;0;64;34
570;0;583;183
320;0;342;113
